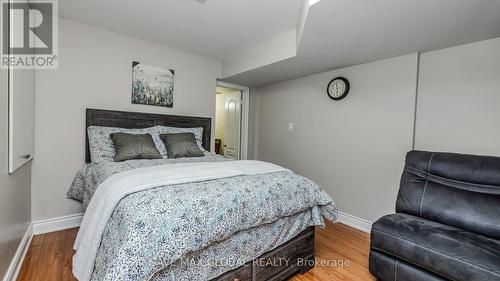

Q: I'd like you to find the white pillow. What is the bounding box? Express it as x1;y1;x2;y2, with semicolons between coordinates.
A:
87;125;205;163
87;126;161;163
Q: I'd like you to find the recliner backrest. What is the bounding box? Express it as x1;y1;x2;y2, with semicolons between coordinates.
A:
396;150;500;239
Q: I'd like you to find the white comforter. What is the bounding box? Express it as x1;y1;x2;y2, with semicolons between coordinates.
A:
73;160;289;281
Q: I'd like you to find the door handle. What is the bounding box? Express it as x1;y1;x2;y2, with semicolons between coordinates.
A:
23;154;31;159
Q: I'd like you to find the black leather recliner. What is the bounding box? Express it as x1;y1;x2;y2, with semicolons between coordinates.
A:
369;150;500;281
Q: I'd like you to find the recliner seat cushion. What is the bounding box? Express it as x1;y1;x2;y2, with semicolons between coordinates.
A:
370;250;447;281
371;213;500;281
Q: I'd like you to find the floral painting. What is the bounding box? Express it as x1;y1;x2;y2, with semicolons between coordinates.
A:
132;61;174;107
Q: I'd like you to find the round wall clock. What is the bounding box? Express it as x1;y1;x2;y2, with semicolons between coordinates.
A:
327;77;350;101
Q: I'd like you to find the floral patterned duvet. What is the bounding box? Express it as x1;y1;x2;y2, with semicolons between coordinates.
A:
67;155;337;281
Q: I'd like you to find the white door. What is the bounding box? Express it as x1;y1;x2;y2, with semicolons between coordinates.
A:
8;1;35;173
8;68;34;173
223;91;241;159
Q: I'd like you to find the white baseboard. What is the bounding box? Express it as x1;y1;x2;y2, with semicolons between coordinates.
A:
2;214;83;281
32;213;84;235
28;211;371;236
2;224;33;281
29;212;373;235
337;211;373;233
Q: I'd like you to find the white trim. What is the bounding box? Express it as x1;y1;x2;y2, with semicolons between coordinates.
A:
3;214;84;281
216;81;250;160
32;213;84;235
240;88;250;160
26;211;371;236
337;211;373;233
8;63;13;173
2;224;33;281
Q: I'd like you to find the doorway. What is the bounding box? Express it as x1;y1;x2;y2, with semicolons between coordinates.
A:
215;82;249;160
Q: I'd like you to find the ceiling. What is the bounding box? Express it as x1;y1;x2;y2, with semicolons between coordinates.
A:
59;0;302;61
225;0;500;86
60;0;500;87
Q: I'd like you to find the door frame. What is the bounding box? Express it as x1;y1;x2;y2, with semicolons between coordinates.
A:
216;80;250;160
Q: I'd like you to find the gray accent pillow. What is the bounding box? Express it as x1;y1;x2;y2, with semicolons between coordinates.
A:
88;126;163;163
153;126;206;157
160;133;205;159
111;133;162;162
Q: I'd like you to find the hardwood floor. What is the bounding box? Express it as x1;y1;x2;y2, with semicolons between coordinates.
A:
17;228;78;281
291;222;376;281
17;222;375;281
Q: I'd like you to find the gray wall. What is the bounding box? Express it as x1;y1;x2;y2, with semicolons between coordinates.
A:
251;54;418;222
0;69;32;280
415;37;500;155
250;37;500;222
31;18;222;221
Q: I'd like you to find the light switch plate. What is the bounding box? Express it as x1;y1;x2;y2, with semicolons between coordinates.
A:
288;122;294;132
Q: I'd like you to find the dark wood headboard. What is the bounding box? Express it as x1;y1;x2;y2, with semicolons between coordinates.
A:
85;108;211;162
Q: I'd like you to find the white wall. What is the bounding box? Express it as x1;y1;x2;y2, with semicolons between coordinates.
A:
250;37;500;223
32;18;221;221
415;37;500;156
252;54;418;222
0;69;31;280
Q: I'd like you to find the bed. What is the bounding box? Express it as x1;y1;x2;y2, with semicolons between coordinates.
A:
68;108;338;281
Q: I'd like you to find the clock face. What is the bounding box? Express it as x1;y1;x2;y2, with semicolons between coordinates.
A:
327;77;349;100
